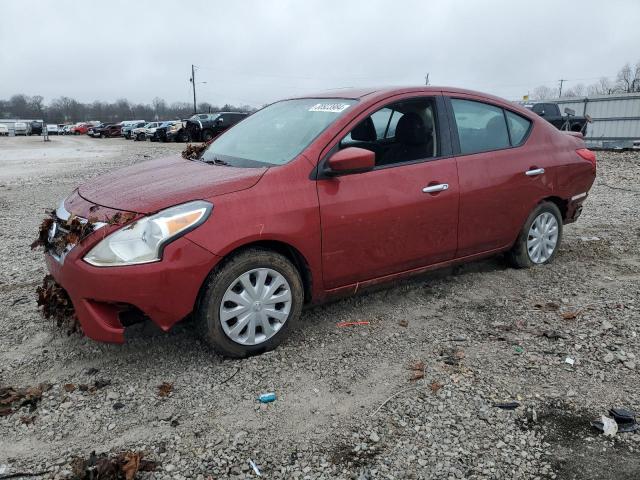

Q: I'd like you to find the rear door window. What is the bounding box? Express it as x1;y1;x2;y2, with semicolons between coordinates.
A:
450;99;510;154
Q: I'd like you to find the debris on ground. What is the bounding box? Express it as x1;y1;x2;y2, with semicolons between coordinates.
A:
441;347;465;366
592;415;619;437
534;301;560;312
336;321;370;327
429;382;443;393
19;415;37;425
258;392;277;403
561;310;581;320
494;401;520;410
592;408;639;435
398;319;409;327
248;459;261;476
565;357;575;366
407;361;425;381
0;384;51;417
157;382;173;397
35;275;79;334
182;141;212;160
70;450;157;480
77;379;111;394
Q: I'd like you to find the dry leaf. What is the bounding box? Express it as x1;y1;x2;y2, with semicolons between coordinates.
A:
122;452;141;480
63;383;76;393
430;382;443;393
157;382;173;397
562;310;581;320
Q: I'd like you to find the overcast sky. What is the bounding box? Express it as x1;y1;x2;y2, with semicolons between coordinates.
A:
1;0;639;107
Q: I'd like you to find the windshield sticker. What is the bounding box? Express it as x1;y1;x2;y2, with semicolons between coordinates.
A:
308;103;351;113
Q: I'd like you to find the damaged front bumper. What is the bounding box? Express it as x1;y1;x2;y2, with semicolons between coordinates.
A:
44;195;220;343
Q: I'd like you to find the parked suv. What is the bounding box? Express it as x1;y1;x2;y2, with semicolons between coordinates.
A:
133;122;161;141
41;87;596;358
30;121;44;135
184;112;248;142
122;121;147;139
14;122;28;135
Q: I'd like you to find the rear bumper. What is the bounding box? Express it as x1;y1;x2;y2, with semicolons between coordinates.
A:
565;192;588;224
45;236;220;343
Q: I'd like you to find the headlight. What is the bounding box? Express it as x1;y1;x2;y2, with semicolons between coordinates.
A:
84;201;212;267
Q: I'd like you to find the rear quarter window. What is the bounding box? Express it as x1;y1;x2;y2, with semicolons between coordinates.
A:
505;110;532;146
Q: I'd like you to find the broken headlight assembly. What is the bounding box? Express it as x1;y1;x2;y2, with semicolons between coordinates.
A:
84;201;212;267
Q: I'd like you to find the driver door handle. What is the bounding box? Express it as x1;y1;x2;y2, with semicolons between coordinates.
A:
525;168;545;176
422;183;449;193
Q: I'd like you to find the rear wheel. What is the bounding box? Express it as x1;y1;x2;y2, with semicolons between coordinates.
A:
201;130;214;142
508;202;562;268
178;130;190;142
195;249;303;358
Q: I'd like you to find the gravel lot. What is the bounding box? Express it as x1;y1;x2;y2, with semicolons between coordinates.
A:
0;135;639;479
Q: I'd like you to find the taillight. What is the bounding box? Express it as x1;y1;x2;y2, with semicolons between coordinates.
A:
576;148;596;169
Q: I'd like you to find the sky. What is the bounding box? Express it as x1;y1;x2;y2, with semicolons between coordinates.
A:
1;0;639;107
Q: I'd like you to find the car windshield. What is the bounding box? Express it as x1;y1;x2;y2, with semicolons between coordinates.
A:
201;98;357;167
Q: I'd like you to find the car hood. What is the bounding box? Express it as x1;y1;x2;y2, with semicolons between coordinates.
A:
78;155;268;214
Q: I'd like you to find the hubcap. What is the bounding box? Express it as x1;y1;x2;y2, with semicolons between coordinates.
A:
220;268;292;345
527;212;559;264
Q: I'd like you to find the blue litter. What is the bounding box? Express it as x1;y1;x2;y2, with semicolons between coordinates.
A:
258;392;276;403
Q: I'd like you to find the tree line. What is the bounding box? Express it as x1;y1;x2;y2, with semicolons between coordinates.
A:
0;95;257;124
531;60;640;100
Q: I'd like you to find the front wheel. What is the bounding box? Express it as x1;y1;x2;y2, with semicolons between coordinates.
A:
195;249;303;358
508;202;562;268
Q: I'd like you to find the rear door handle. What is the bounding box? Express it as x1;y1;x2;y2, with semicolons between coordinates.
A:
422;183;449;193
525;168;545;176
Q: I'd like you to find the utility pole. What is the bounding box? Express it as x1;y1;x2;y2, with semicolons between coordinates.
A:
558;79;566;98
190;64;197;114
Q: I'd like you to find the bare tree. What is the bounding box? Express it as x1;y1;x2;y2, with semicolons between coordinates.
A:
564;83;585;98
532;85;556;100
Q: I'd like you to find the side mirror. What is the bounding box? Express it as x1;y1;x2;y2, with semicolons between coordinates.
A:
326;147;375;175
538;110;545;116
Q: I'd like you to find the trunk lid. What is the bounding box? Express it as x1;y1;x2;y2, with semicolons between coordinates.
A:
78;155;267;214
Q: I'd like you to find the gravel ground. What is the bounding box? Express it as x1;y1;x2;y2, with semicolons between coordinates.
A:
0;135;639;479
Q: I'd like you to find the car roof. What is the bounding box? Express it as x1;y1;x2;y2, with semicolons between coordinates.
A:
286;86;512;105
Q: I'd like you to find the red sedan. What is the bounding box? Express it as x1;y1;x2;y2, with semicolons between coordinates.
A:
43;87;596;357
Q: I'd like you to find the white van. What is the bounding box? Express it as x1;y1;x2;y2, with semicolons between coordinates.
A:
14;122;28;135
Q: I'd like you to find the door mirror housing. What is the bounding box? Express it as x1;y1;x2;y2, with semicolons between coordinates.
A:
326;147;375;175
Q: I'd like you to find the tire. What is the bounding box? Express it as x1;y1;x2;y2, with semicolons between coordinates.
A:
508;201;563;269
201;130;214;142
195;248;303;358
178;131;190;143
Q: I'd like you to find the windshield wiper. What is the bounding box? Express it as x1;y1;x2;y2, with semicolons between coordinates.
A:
202;157;230;166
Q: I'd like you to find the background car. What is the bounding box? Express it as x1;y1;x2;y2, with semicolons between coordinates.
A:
14;122;28;135
0;124;8;136
29;120;43;135
153;120;181;142
46;124;59;135
87;124;106;137
131;122;158;141
121;121;147;139
184;112;248;142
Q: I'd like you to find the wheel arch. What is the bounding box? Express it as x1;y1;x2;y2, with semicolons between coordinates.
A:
541;196;568;221
195;240;314;313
